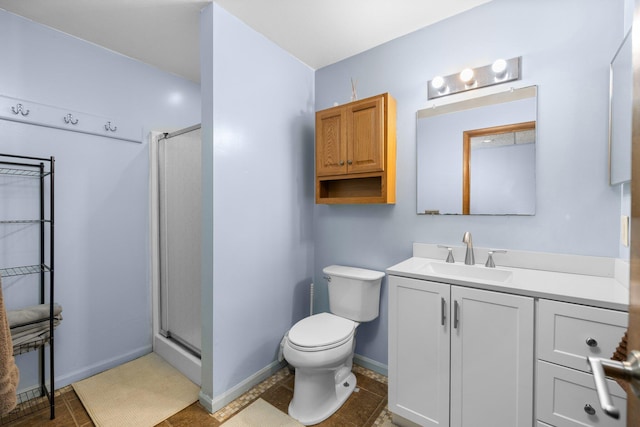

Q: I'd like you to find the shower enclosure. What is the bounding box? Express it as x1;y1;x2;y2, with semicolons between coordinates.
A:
150;125;202;385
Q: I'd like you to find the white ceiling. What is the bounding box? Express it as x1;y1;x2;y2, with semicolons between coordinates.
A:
0;0;492;83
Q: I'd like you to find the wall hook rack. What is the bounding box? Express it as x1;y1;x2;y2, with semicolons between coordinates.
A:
1;94;142;143
63;113;78;125
11;103;30;116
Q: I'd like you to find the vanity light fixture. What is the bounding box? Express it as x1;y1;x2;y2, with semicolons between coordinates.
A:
428;56;521;99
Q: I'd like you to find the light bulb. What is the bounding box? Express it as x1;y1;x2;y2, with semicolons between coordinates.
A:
460;68;475;84
432;76;445;90
492;59;508;76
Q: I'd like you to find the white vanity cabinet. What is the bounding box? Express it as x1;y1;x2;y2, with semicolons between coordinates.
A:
389;275;534;427
535;299;628;427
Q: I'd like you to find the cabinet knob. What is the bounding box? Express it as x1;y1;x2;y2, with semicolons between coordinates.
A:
584;404;596;415
586;337;598;347
339;160;345;166
347;160;352;165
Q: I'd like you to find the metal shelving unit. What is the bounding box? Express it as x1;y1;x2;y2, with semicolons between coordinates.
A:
0;153;55;424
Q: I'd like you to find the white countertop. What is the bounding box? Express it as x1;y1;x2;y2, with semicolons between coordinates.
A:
387;244;629;312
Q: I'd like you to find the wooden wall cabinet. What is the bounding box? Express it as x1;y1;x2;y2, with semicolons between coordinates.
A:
315;93;396;204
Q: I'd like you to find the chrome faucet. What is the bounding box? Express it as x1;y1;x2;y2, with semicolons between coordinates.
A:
485;250;507;268
462;232;474;265
437;245;455;263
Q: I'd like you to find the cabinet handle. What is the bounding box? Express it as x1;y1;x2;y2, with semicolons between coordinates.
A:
584;404;596;415
347;160;352;165
586;337;598;347
339;160;345;166
441;298;446;326
453;300;459;329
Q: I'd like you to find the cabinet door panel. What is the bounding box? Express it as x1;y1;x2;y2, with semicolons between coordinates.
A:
537;360;626;427
316;109;347;176
537;299;628;373
347;97;384;174
450;286;534;427
389;276;450;426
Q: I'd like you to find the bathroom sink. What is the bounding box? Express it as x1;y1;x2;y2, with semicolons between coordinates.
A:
421;262;513;283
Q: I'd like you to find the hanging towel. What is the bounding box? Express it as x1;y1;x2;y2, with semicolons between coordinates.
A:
0;275;20;416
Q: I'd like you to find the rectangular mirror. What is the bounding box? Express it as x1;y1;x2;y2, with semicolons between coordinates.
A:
609;30;632;185
417;86;537;215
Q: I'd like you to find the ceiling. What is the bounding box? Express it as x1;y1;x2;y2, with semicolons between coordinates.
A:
0;0;492;83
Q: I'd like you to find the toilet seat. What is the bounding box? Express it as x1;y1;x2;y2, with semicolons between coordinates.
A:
287;312;356;352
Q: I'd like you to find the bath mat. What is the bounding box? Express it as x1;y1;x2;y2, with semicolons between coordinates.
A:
222;398;303;426
72;352;199;427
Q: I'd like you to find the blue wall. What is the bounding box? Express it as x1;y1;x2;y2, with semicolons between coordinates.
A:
0;0;630;405
0;9;201;390
314;0;626;368
200;3;315;403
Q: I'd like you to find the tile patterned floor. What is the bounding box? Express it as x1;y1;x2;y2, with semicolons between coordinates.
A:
1;364;390;427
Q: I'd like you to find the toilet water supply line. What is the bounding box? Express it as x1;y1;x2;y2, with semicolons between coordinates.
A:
278;282;314;363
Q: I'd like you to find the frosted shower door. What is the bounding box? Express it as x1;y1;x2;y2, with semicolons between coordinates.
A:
159;126;202;355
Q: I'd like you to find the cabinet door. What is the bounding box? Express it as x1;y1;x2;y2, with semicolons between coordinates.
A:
347;96;385;174
389;276;450;426
316;107;347;176
450;286;534;427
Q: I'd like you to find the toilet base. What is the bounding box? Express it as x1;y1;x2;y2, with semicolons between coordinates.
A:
288;371;356;425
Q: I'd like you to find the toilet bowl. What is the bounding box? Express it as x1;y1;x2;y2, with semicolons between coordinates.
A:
283;312;358;425
283;265;385;426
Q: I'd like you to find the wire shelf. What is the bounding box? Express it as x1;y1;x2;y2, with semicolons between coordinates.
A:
0;153;56;421
0;219;51;224
0;387;52;425
0;167;50;177
0;264;52;277
13;336;51;356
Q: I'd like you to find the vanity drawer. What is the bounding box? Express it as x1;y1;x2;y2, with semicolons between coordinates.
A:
537;361;626;427
537;299;627;372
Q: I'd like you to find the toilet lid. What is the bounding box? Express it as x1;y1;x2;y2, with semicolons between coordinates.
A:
288;312;356;349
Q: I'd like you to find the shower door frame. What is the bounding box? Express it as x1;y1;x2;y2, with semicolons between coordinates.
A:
149;125;202;385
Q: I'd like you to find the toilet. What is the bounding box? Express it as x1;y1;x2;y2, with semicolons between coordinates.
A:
283;265;385;425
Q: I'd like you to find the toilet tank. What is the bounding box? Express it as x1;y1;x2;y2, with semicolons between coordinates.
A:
324;265;385;322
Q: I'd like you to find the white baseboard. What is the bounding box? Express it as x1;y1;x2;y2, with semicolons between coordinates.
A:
199;360;286;413
197;355;386;414
53;345;152;390
354;353;388;377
